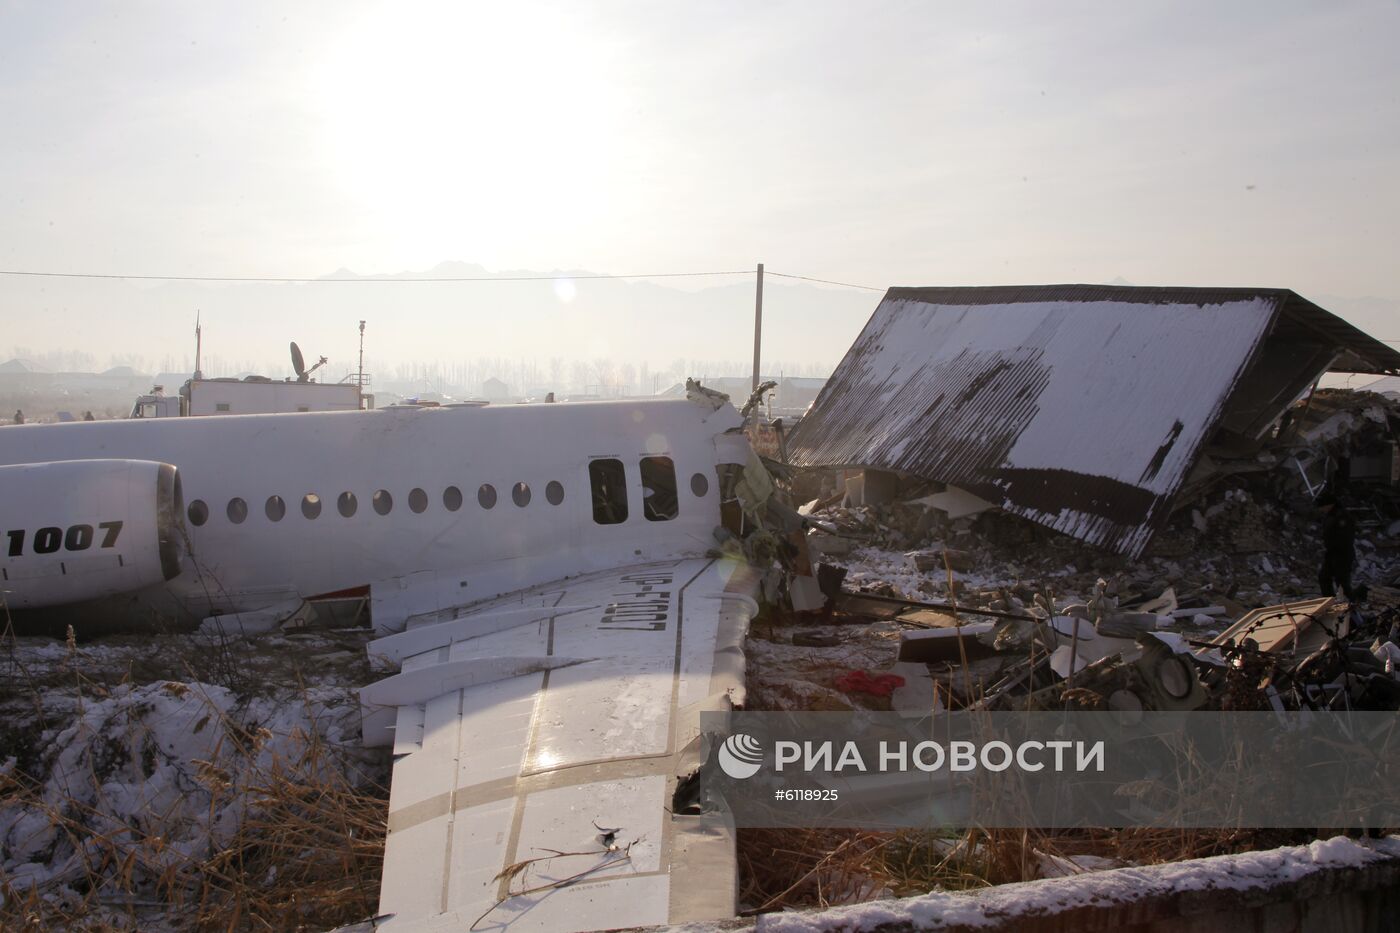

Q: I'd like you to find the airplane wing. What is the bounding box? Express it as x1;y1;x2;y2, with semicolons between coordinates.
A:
359;556;762;932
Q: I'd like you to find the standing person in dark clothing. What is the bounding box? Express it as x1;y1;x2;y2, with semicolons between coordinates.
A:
1317;491;1357;601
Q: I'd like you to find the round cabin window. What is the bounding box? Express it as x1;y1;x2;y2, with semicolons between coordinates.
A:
226;498;248;524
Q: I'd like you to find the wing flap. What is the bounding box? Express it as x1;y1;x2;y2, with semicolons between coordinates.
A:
390;704;424;756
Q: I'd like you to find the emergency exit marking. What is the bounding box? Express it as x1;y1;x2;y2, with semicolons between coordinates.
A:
6;521;123;557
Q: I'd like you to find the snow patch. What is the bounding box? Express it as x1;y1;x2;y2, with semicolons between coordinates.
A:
753;836;1400;931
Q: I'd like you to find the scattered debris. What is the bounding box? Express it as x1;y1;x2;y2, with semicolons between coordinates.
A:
740;392;1400;912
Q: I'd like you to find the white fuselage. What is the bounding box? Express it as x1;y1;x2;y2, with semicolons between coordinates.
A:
0;397;747;629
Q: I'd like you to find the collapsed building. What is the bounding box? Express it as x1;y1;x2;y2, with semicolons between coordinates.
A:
786;285;1400;557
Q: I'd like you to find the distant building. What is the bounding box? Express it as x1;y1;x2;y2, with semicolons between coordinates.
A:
482;377;511;400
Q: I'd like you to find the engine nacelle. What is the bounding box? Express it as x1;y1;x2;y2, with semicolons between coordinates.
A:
0;459;186;609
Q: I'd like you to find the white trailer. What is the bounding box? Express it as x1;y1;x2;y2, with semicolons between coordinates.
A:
130;377;367;418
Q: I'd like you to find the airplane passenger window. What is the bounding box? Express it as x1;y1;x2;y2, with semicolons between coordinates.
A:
301;494;321;519
443;486;463;511
588;458;627;525
227;497;248;524
640;456;678;522
512;482;531;507
372;489;392;515
338;492;358;517
265;495;285;521
188;499;209;526
690;472;709;497
545;480;564;505
478;484;497;509
409;488;428;513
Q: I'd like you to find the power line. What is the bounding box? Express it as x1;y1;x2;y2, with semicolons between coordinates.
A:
767;270;884;291
0;268;753;284
0;264;889;292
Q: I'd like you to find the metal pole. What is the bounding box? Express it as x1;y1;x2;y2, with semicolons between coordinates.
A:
751;262;764;391
358;320;366;388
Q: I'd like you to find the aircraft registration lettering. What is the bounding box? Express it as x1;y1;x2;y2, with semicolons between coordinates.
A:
600;571;675;631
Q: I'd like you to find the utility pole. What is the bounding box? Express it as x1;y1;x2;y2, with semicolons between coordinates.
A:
751;262;764;391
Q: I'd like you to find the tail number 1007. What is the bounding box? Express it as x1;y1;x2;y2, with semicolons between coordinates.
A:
6;522;123;557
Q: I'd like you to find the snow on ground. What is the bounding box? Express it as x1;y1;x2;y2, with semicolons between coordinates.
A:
4;680;353;878
751;835;1400;932
0;624;386;928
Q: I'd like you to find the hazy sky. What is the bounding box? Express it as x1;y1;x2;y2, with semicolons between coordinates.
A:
1;0;1397;371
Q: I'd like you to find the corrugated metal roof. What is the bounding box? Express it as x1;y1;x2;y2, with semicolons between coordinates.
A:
787;285;1398;556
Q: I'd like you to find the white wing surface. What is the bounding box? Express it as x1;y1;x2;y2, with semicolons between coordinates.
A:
360;557;761;932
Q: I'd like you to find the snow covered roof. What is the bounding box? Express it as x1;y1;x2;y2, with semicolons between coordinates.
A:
787;285;1400;556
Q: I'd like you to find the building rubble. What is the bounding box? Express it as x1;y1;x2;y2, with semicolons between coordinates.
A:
731;386;1400;910
746;387;1400;718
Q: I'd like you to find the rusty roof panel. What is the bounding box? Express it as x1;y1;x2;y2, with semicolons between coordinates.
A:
786;285;1379;556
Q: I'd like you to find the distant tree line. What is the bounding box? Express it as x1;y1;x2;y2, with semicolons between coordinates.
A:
9;346;832;398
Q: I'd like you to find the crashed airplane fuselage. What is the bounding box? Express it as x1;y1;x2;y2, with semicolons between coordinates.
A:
0;393;763;930
0;396;746;629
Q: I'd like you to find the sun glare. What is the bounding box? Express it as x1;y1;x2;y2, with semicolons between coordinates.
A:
309;3;626;267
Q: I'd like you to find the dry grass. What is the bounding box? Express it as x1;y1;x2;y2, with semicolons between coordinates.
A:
1;708;387;932
0;619;389;932
736;825;1323;914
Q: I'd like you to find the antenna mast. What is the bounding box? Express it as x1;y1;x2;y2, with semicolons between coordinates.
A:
193;312;203;380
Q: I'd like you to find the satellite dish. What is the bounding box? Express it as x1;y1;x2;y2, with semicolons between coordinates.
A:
290;342;307;382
